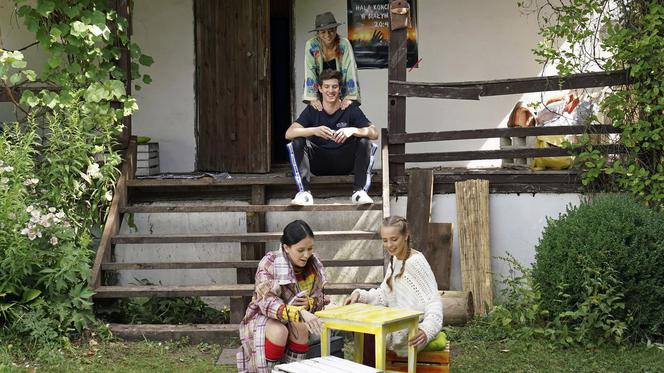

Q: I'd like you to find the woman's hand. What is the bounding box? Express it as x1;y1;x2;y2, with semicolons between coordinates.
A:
289;295;309;309
341;99;353;110
309;99;323;111
408;328;427;349
343;291;361;305
299;309;323;336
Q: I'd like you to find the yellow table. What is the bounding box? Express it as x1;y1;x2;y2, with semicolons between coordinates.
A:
316;303;423;373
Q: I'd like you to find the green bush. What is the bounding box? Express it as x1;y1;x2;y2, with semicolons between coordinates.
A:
533;195;664;340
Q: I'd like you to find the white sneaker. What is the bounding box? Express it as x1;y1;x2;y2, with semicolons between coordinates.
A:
351;190;374;204
290;191;314;206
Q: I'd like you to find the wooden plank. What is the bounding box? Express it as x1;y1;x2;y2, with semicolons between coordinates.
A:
406;170;433;273
92;283;379;298
108;323;239;345
111;230;380;244
428;223;453;290
455;180;493;316
120;203;381;213
387;125;622;144
389;70;630;99
389;144;623;163
387;17;407;180
90;140;135;288
127;174;382;187
381;128;391;218
102;259;385;270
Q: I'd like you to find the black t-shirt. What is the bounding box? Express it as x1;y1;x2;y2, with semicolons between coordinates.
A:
295;104;371;149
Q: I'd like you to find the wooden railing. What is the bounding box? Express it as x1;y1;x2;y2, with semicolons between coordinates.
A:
90;137;136;288
385;8;631;183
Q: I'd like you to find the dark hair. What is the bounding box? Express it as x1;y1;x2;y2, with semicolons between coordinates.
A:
281;219;315;247
382;216;411;291
319;69;342;85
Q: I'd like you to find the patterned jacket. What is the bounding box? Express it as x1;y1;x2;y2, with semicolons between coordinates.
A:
302;36;361;104
236;249;328;372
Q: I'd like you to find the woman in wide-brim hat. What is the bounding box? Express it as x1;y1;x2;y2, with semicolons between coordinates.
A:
302;11;361;111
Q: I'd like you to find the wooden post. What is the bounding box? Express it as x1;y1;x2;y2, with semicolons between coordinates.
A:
387;0;407;181
455;180;493;316
231;185;267;323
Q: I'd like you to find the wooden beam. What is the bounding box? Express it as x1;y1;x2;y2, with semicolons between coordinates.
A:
389;144;624;163
108;323;239;345
93;283;379;298
111;230;380;244
90;140;135;288
387;4;407;180
233;185;266;323
381;128;391;218
126;173;382;188
121;203;381;213
387;125;622;144
389;70;630;99
101;259;385;270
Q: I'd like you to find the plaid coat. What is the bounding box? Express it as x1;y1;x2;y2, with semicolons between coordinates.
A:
236;249;328;373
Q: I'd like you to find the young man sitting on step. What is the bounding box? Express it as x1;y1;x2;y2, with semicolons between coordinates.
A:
285;69;379;206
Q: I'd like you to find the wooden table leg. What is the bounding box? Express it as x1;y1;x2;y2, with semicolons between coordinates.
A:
321;326;330;357
407;320;418;373
353;332;364;363
374;330;386;371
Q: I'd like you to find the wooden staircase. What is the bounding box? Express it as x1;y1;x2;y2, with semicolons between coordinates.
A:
91;140;386;336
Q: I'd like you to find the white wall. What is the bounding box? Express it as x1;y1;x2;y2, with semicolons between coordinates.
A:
132;0;196;172
392;193;581;292
0;1;48;123
294;0;547;168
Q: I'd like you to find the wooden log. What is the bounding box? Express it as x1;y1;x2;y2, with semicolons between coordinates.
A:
455;180;493;316
387;125;622;144
441;291;474;326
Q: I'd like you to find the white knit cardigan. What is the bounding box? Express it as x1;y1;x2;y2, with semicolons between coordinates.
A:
352;251;443;356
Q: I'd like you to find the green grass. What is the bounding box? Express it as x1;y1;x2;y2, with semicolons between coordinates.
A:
0;340;236;373
1;337;663;372
452;339;664;373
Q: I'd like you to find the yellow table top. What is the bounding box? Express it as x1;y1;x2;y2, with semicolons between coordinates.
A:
316;303;423;326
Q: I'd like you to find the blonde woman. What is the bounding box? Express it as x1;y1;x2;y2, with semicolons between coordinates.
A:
346;216;444;363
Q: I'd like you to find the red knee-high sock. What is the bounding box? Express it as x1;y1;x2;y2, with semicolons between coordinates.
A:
265;338;286;361
287;340;309;354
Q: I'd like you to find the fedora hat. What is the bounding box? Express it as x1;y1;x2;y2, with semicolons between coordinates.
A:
310;11;343;32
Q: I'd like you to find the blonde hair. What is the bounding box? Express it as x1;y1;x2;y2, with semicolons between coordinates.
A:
382;216;411;291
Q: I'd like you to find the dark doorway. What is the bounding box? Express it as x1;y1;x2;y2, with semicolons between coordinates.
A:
270;0;293;165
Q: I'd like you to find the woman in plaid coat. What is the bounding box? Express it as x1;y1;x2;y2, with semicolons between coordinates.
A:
236;220;328;372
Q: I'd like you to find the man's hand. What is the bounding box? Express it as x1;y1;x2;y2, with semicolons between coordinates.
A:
309;99;323;111
408;329;427;349
343;291;361;305
341;99;353;110
333;127;357;144
311;126;335;140
299;309;324;336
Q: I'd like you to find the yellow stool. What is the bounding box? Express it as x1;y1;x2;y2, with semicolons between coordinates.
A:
386;345;451;373
316;303;423;373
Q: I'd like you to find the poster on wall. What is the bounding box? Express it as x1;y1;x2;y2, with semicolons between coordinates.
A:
346;0;418;69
